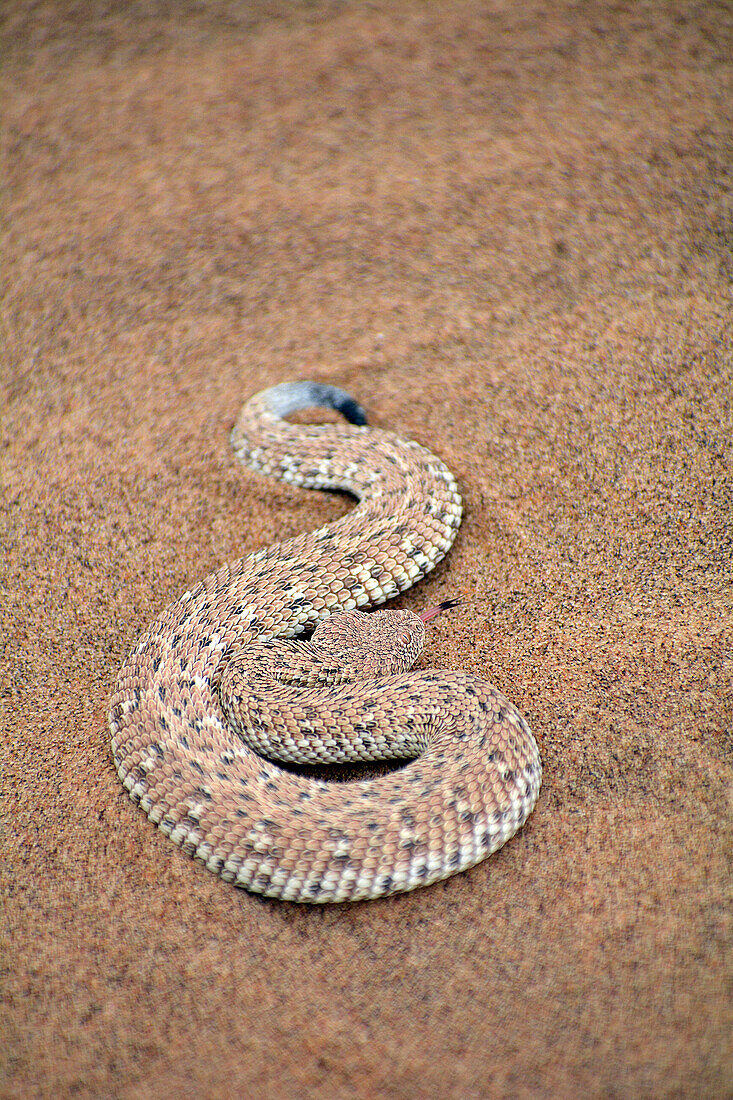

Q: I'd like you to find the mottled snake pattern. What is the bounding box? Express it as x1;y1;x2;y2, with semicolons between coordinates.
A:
110;382;541;902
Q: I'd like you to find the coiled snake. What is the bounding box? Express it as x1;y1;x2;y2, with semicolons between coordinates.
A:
110;382;541;902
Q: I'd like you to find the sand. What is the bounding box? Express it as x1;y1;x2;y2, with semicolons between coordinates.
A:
1;2;731;1096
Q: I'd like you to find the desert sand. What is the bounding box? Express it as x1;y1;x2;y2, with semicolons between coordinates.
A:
2;2;731;1097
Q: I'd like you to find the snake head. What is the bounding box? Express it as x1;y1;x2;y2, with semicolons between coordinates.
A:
311;608;427;676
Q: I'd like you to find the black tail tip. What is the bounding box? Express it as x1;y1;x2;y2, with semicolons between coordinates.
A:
261;381;368;426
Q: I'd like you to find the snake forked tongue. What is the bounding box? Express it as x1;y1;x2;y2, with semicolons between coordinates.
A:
419;598;460;623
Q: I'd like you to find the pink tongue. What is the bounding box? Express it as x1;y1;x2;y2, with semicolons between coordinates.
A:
418;599;460;623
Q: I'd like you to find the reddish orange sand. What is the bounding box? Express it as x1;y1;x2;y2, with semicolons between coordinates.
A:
2;3;731;1097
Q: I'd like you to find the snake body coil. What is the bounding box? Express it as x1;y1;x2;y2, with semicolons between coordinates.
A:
110;382;541;902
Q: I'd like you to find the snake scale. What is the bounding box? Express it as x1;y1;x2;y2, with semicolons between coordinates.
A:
110;381;541;903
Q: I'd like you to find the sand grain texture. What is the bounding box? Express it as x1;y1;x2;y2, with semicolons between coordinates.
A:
1;2;731;1097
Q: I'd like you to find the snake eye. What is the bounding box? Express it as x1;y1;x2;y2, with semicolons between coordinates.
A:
397;630;410;646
